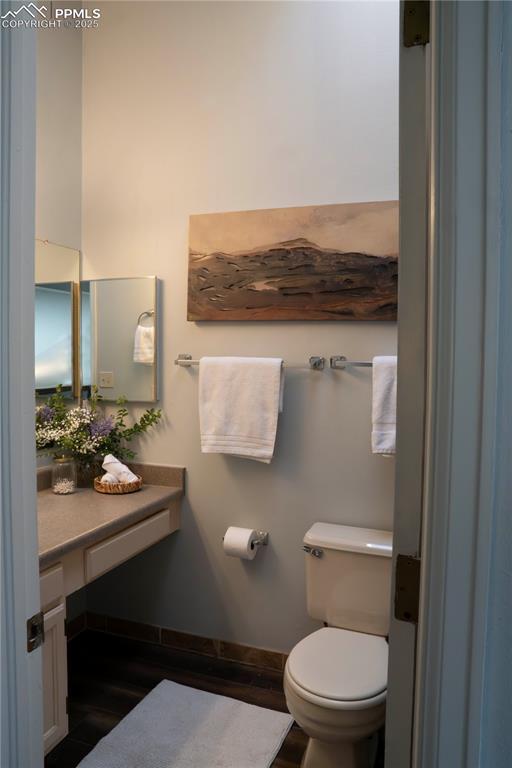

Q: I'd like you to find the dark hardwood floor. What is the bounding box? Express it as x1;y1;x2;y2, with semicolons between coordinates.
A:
45;630;308;768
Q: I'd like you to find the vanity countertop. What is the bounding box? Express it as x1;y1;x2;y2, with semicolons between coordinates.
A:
38;484;182;570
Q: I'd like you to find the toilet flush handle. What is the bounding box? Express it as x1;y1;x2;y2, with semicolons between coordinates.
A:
302;545;324;558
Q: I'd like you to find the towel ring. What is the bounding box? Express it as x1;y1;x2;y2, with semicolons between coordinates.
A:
137;310;155;325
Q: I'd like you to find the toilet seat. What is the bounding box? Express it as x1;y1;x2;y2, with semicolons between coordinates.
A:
286;627;388;710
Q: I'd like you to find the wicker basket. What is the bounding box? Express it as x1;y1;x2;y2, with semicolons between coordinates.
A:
94;475;142;494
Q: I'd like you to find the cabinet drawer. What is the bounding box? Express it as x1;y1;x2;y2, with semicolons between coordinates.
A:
40;565;64;612
85;509;171;582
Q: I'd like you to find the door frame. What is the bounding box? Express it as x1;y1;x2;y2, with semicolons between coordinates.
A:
385;4;430;764
0;23;42;768
416;3;506;765
388;2;509;766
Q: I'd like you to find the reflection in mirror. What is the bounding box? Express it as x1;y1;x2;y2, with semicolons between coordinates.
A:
35;282;74;393
81;277;158;403
35;240;80;397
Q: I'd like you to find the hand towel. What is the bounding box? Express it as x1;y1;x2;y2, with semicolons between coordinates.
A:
102;454;139;483
199;357;284;463
371;356;397;455
100;472;118;484
133;324;155;364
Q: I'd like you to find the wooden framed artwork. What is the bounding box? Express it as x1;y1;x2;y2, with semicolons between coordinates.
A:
188;201;398;321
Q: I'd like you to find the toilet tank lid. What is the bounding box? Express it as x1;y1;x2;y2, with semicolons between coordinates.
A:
304;523;392;557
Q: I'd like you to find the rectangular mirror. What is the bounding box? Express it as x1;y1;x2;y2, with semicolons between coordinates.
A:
35;240;80;397
81;277;158;403
35;282;74;394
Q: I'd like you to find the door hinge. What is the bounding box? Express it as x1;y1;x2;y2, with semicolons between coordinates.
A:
27;611;44;652
403;1;430;47
394;554;421;624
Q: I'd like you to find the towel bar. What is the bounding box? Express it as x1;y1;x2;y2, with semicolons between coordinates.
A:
174;354;376;370
174;354;325;370
330;356;373;369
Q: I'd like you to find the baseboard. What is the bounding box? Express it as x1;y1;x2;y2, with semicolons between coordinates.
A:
68;611;287;672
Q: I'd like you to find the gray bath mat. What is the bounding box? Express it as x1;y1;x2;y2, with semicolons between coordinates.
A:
78;679;293;768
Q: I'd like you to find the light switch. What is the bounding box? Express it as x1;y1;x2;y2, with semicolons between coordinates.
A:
99;371;114;388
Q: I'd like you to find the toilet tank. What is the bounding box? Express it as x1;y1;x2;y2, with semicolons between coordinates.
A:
303;523;393;636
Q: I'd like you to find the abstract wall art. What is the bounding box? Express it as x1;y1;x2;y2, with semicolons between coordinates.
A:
188;201;398;321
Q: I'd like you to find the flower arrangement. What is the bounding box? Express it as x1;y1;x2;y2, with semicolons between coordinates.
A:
36;386;162;475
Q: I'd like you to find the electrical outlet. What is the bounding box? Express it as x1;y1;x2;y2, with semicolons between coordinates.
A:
99;371;114;388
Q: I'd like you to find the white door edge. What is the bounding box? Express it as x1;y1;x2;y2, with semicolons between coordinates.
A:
0;24;43;768
414;2;508;766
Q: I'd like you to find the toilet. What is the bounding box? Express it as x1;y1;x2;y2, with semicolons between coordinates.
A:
284;522;393;768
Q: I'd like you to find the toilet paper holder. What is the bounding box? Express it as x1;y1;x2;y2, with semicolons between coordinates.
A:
252;531;269;549
222;531;269;549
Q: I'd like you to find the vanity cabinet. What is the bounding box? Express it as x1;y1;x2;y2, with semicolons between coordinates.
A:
85;508;172;581
38;489;182;755
40;564;68;755
42;602;68;754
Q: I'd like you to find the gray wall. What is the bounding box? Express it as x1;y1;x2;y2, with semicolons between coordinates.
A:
82;0;399;652
36;13;82;250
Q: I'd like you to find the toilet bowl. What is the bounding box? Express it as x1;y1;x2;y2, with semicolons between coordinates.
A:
284;627;388;768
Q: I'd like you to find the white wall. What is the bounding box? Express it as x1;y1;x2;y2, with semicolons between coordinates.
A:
82;0;399;652
36;16;82;250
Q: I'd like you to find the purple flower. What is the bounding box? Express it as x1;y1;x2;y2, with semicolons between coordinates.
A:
90;416;114;438
38;405;54;423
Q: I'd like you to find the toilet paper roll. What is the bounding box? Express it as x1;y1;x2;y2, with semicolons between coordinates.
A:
223;526;260;560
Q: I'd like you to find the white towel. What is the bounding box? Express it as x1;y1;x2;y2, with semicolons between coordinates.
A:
199;357;284;463
100;472;118;484
102;454;139;483
371;355;397;455
133;324;155;364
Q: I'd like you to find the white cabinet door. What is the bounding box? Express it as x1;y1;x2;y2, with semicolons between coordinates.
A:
42;603;68;755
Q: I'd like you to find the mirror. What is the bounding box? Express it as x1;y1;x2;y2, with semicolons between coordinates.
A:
34;241;159;403
81;277;158;403
35;282;74;393
35;240;80;397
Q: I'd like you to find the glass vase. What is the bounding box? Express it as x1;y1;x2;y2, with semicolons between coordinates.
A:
52;457;77;495
76;460;102;488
